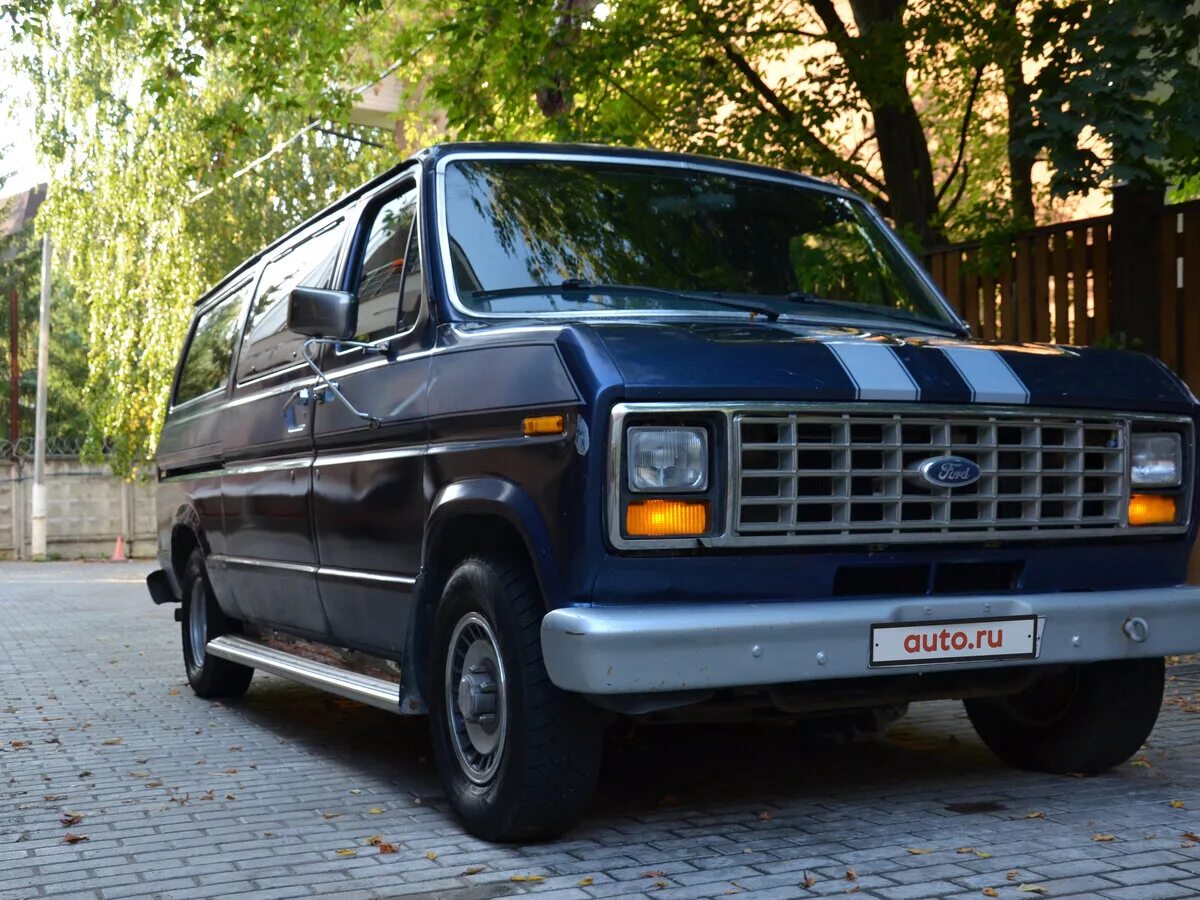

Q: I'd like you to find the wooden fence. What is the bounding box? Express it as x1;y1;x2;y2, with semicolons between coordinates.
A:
921;196;1200;395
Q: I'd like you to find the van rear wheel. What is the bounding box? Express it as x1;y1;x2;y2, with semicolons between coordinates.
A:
963;658;1164;774
429;554;602;841
181;550;253;699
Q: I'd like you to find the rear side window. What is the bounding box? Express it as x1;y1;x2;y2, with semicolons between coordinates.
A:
237;220;345;381
174;282;250;406
354;189;418;342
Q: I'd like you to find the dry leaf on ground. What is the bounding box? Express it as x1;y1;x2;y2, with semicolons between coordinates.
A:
1023;811;1045;819
846;869;857;881
368;807;384;814
1170;800;1186;809
975;851;994;858
376;842;397;854
906;848;933;855
510;875;544;882
101;738;122;746
61;833;88;844
577;877;594;886
1007;870;1020;881
803;872;817;888
644;870;667;877
757;810;773;821
1017;885;1048;895
982;889;999;898
1131;758;1152;768
424;850;438;860
335;849;356;857
1092;833;1116;842
461;866;486;876
59;813;83;827
956;847;976;854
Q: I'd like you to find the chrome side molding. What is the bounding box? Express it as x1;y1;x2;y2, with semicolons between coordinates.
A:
206;635;401;713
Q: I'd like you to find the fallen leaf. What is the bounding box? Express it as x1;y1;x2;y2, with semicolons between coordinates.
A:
424;850;438;860
757;810;773;821
1170;800;1186;809
645;870;667;878
845;888;860;895
10;740;26;748
1092;833;1116;842
144;781;163;788
653;882;668;890
61;833;89;844
510;875;544;882
376;842;397;854
1024;811;1045;819
136;757;148;763
1184;832;1200;842
59;813;83;827
1131;758;1153;768
224;794;235;800
956;847;976;854
1017;886;1048;894
803;872;817;888
1183;842;1196;849
368;807;384;814
43;794;65;801
335;849;357;857
846;869;857;881
1007;870;1020;881
348;788;362;795
128;771;149;778
167;688;180;696
975;851;994;859
461;866;486;876
906;848;934;855
577;877;594;886
321;812;341;820
983;889;999;898
224;768;237;775
101;738;122;746
229;745;242;751
78;771;92;778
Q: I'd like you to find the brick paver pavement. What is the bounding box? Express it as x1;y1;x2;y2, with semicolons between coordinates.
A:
3;561;1200;900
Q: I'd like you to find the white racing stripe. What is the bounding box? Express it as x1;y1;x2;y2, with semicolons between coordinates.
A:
940;346;1030;404
826;342;920;401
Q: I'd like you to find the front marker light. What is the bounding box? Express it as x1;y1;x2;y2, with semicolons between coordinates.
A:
1131;433;1182;487
1129;493;1177;526
627;426;708;492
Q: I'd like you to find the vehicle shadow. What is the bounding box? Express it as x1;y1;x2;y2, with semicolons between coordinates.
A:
225;677;1005;824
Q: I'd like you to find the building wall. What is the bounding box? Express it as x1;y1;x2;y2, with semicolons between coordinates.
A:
0;458;156;559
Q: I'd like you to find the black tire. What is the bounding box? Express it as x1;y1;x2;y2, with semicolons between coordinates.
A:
964;658;1165;774
428;554;603;841
181;550;254;699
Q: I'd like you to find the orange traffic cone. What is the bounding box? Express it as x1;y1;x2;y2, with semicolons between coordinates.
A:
110;534;129;562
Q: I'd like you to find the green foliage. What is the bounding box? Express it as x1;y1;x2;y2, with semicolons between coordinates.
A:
7;2;397;474
1030;0;1200;196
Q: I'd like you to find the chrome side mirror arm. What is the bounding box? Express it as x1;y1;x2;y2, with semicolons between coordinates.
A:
299;337;388;429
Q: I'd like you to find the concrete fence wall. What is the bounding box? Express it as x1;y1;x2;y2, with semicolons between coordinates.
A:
0;458;156;560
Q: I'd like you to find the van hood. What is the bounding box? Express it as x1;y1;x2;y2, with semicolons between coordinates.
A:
565;319;1197;415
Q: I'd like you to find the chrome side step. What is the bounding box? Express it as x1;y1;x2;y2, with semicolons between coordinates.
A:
206;635;401;713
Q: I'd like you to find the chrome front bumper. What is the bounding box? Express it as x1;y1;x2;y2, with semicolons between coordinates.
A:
540;586;1200;694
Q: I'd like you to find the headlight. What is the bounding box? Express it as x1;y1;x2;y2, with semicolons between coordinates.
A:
627;426;708;492
1131;433;1182;487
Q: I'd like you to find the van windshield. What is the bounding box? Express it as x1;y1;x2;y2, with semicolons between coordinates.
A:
441;158;957;329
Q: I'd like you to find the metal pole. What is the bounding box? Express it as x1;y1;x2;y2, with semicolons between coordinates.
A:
30;235;50;558
8;287;18;450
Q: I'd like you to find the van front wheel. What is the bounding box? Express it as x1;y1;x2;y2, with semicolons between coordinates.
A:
964;658;1164;774
429;554;602;841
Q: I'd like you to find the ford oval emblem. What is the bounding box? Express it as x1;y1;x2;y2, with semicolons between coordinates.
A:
916;455;981;488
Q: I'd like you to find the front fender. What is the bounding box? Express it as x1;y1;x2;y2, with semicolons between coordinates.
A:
423;476;563;606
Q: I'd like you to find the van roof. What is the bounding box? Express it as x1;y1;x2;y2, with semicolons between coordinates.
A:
194;142;830;306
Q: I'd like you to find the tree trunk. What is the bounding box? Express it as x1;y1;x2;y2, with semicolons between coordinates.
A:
995;0;1036;227
845;0;945;248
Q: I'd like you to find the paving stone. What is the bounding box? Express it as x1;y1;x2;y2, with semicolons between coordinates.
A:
5;561;1200;900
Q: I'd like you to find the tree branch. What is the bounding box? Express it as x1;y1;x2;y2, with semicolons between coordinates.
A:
935;65;984;204
944;162;971;217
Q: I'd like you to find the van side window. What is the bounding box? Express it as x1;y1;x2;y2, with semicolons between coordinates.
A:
174;281;250;405
354;190;417;342
237;220;345;381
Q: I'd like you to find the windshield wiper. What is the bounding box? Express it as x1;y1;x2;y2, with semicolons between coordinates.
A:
470;280;781;321
779;291;967;335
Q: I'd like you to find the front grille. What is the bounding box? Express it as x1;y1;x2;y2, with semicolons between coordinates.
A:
735;412;1128;540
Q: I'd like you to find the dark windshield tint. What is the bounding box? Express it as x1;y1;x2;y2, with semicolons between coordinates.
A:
443;159;952;325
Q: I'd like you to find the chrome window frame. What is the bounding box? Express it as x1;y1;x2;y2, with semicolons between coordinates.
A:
606;401;1194;551
432;149;967;334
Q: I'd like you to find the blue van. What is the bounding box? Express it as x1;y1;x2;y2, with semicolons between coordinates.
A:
148;143;1200;839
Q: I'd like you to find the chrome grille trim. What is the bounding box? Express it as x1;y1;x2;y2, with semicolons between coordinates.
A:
735;412;1127;538
605;402;1193;551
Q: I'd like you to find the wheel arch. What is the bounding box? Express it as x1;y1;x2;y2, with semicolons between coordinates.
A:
399;477;561;714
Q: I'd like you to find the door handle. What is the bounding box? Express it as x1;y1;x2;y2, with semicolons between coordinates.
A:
283;388;312;434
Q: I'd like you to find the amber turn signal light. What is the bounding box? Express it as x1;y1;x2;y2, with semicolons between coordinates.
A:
626;499;709;536
1128;493;1177;526
522;415;565;436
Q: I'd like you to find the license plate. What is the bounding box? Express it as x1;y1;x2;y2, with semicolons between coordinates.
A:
870;616;1038;666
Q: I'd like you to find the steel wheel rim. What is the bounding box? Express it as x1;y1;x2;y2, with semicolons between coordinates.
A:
188;579;207;667
445;612;508;785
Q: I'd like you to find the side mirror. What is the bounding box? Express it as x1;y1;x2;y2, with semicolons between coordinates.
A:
288;286;357;339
